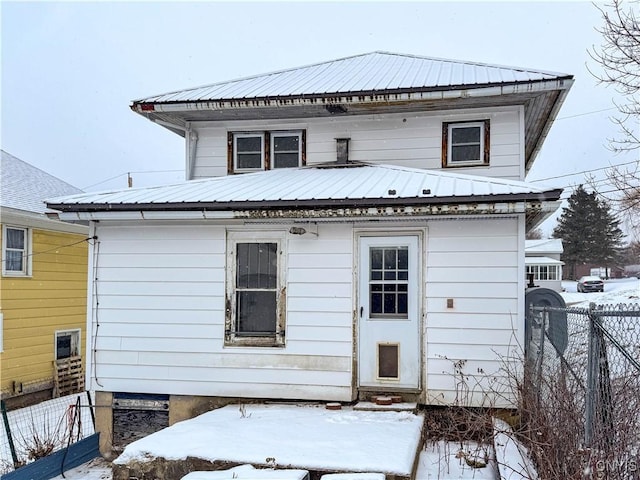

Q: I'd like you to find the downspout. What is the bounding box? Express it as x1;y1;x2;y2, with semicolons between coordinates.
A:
186;124;198;181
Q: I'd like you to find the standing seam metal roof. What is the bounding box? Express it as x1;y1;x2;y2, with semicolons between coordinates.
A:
133;52;571;104
47;163;561;211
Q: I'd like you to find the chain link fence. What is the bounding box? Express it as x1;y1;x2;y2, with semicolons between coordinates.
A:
526;302;640;479
0;392;95;474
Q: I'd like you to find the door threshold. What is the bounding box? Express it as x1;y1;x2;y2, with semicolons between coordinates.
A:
353;401;418;412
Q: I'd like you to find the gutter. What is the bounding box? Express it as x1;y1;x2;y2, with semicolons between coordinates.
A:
46;189;563;214
54;199;561;222
131;78;574;115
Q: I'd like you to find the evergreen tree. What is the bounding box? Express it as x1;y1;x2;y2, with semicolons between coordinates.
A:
553;185;624;278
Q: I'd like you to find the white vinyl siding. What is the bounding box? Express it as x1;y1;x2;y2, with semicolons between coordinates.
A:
190;107;523;181
87;223;354;401
423;217;522;407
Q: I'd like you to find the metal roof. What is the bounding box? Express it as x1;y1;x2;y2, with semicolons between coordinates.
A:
1;150;83;215
134;52;571;104
47;163;561;213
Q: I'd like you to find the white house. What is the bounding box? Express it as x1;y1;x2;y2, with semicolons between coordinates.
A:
47;52;572;454
525;238;564;291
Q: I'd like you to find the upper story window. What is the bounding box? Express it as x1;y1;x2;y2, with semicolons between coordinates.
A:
234;133;265;170
229;130;305;173
442;120;490;168
2;225;30;276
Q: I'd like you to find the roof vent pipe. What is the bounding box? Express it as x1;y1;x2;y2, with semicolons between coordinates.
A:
336;138;350;164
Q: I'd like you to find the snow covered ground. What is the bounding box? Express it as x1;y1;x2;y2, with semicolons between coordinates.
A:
53;404;499;480
560;277;639;306
39;279;640;480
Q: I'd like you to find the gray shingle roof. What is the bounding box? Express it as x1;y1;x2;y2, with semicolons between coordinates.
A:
1;150;83;215
47;162;561;212
134;51;572;104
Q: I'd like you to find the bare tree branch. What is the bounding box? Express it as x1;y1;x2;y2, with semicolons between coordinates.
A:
588;0;640;152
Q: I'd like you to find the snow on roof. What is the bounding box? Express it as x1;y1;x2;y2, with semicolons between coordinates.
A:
113;404;423;477
47;163;561;212
525;256;564;265
135;51;571;104
1;150;83;214
525;238;563;254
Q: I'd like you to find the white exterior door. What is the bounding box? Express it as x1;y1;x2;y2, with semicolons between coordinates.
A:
358;235;421;390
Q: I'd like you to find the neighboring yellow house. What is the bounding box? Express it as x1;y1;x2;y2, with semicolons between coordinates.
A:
0;150;89;408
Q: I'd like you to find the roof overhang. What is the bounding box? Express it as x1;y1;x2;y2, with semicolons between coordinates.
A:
50;195;561;232
0;206;89;234
131;78;573;172
525;256;565;265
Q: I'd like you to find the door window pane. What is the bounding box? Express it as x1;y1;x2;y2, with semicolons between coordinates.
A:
369;246;409;318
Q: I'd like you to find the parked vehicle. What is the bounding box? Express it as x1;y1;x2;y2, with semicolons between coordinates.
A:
577;276;604;293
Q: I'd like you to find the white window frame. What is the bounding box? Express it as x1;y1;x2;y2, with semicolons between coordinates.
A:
55;329;81;360
2;225;31;277
233;132;265;172
443;120;489;167
270;131;303;169
526;264;560;281
225;231;287;347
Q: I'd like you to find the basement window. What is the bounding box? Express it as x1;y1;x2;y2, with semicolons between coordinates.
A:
225;232;286;347
55;329;80;360
229;130;305;173
442;120;490;167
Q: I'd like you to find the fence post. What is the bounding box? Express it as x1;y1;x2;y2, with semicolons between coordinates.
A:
1;399;20;469
585;302;598;447
536;307;547;409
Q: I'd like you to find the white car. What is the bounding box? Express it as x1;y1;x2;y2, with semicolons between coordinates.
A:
577;276;604;293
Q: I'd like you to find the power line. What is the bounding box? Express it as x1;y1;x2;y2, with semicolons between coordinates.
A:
0;237;93;265
555;106;619;120
82;169;183;190
529;160;639;183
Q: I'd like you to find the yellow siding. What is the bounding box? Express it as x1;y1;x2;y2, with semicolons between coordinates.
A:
0;227;88;397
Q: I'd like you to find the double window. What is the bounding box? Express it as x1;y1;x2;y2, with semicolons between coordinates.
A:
2;226;30;276
442;120;490;167
229;130;305;173
225;232;286;347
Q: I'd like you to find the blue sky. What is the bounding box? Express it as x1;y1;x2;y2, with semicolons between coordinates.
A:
2;1;637;228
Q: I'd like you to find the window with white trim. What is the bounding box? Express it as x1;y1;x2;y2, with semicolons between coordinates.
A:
2;225;30;276
55;329;81;360
225;232;286;346
229;130;305;173
234;133;265;171
271;131;302;169
442;120;490;167
526;264;561;281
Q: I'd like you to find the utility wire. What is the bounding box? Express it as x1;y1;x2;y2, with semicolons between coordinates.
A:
82;169;183;190
0;237;93;265
529;160;639;183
